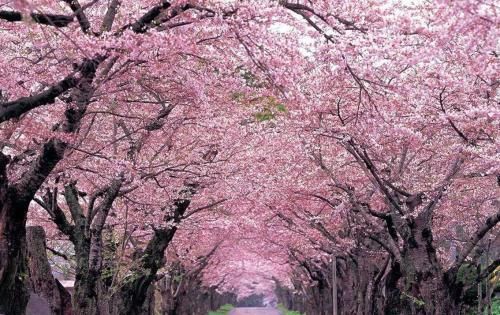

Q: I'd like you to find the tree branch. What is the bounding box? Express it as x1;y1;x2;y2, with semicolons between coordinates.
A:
62;0;92;34
100;0;121;33
1;56;103;125
37;190;75;237
115;183;198;310
46;246;70;261
90;175;124;232
450;209;500;275
280;2;337;43
345;141;404;215
462;258;500;292
478;258;500;282
128;0;172;33
0;10;74;27
13;139;68;205
63;182;84;222
418;157;463;223
183;198;227;219
0;76;78;124
10;57;103;205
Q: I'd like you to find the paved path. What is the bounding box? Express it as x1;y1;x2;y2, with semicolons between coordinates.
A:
228;307;282;315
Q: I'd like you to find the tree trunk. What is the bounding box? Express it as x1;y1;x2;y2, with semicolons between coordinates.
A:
398;218;459;315
60;177;122;315
72;238;101;315
110;229;172;315
72;248;109;315
0;194;30;315
110;184;196;315
26;226;72;315
0;57;101;315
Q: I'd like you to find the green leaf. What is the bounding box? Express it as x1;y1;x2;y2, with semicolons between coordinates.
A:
254;109;274;122
276;103;287;112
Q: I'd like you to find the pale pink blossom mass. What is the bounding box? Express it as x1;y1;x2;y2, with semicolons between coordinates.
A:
0;0;498;314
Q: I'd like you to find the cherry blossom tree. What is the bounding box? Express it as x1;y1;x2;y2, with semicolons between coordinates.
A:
265;0;499;313
0;0;498;314
0;0;282;312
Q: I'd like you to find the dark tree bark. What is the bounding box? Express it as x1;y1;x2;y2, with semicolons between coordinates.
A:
342;141;499;314
110;183;197;315
0;57;101;315
282;141;500;315
26;226;72;315
280;248;390;315
0;140;70;314
0;76;78;123
0;183;30;315
0;3;220;314
155;243;220;315
39;182;196;315
0;10;74;27
166;282;237;315
38;177;123;315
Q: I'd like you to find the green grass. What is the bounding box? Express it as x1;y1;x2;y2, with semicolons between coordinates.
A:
277;303;304;315
491;297;500;315
466;297;500;315
208;304;234;315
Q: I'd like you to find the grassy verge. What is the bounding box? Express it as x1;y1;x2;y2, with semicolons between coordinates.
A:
465;297;500;315
208;304;235;315
277;303;304;315
492;297;500;315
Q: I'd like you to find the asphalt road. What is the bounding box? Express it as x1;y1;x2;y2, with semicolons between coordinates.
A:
228;307;282;315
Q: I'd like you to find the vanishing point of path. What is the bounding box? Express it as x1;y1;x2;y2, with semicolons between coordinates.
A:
228;307;282;315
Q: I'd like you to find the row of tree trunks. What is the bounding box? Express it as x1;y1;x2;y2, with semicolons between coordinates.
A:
177;286;238;315
22;225;237;315
277;251;498;315
0;57;102;315
287;141;500;315
277;240;497;315
276;249;390;315
0;4;202;314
